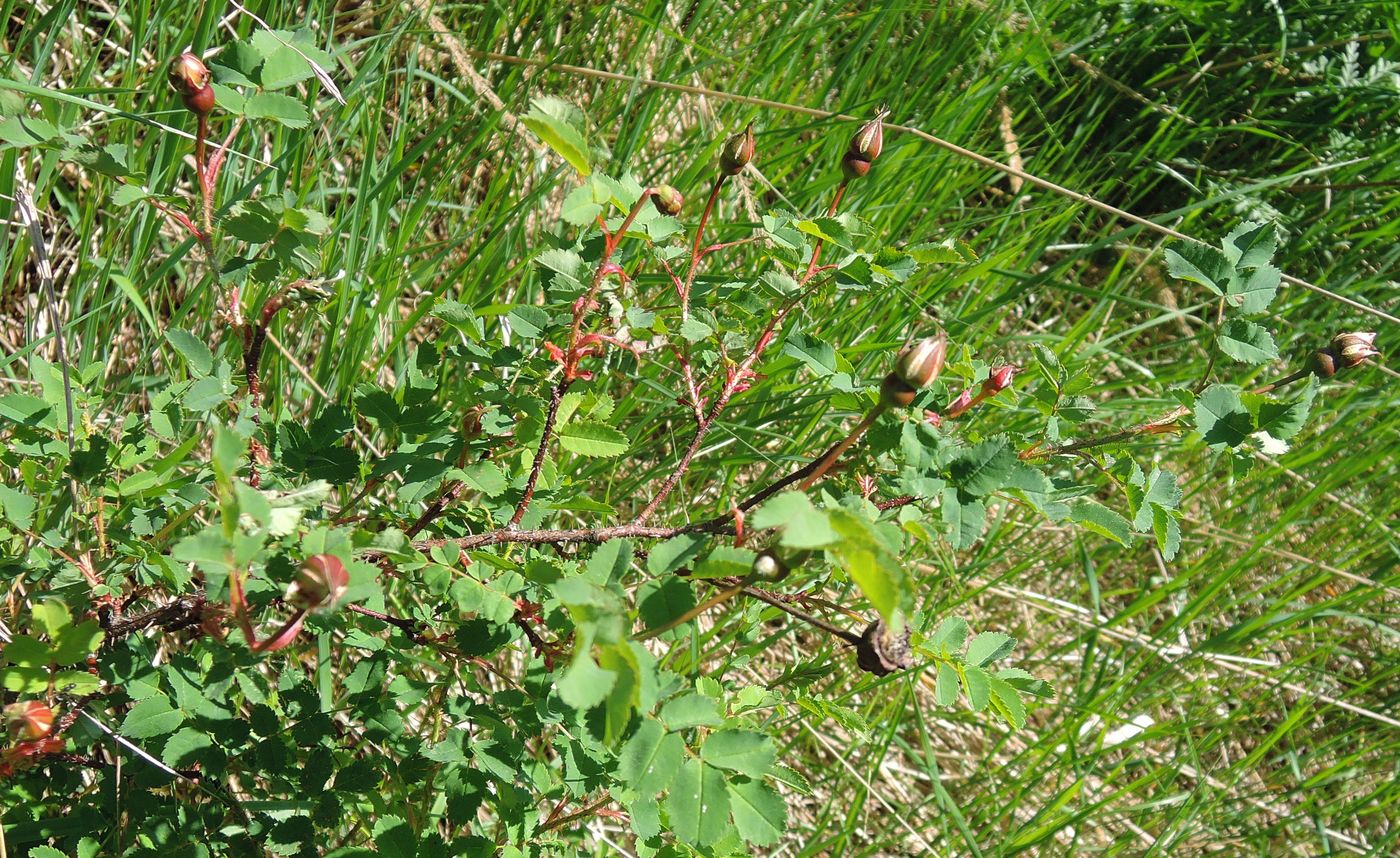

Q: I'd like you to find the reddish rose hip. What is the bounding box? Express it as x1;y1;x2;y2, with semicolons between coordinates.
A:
5;701;54;742
894;334;947;390
168;52;215;116
982;364;1017;394
842;107;889;180
651;184;684;217
285;554;350;611
719;123;756;176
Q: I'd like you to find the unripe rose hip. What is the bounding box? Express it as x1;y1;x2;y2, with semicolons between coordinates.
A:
168;52;215;116
981;364;1017;395
5;701;54;741
1329;331;1380;369
285;554;350;611
719;123;756;176
841;107;889;181
1308;349;1337;378
880;372;918;408
752;551;789;583
894;334;947;389
651;184;684;217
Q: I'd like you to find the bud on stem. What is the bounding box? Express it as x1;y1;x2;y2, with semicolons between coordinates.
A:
894;334;947;390
651;184;684;217
1309;331;1380;378
719;123;756;176
5;701;54;741
168;52;215;116
841;107;889;180
285;554;350;612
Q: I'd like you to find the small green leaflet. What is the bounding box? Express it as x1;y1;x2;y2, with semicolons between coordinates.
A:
1218;319;1278;364
750;491;837;549
700;730;776;778
522;96;591;176
665;758;731;848
618;720;684;795
1194;384;1253;448
558;421;629;457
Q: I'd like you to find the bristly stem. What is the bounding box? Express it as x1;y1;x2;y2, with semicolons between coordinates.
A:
635;179;849;524
796;404;885;490
802;178;848;281
510;191;654;529
195;113;213;238
1021;366;1314;460
682;175;727;320
509;380;566;529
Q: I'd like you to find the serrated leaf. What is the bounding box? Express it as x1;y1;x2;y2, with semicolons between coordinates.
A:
751;492;837;549
966;631;1016;666
647;534;703;575
558;421;629;457
928;616;969;653
165;328;214;376
691;545;756;579
827;509;906;621
1218;319;1278;363
521;97;591;176
987;674;1028;729
948;436;1016;497
1247;377;1316;441
1153;506;1181;562
458;461;507;496
940;487;985;551
1164;243;1229;295
909;238;977;264
1069;500;1132;546
560;183;603;226
371;815;415;858
243;91;310;128
961;665;991;711
935;661;960;705
49;619;103;664
1226;264;1280;314
1194;384;1252;448
727;777;786;846
678;317;713;343
556;651;615;710
222;201;280;243
665;758;730;848
120;695;184;738
660;693;723;729
1223;221;1277;269
700;730;775;778
111;184;147;206
618;720;684;796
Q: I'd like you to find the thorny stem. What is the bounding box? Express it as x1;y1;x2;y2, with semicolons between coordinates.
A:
796;404;886;490
344;603;425;641
509;381;566;529
1022;367;1314;460
635;272;832;522
802;179;847;281
227;566;308;653
406;429;483;537
682;175;727;320
740;585;861;644
509;192;654;529
633;574;755;641
195;114;213;238
635;180;849;523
